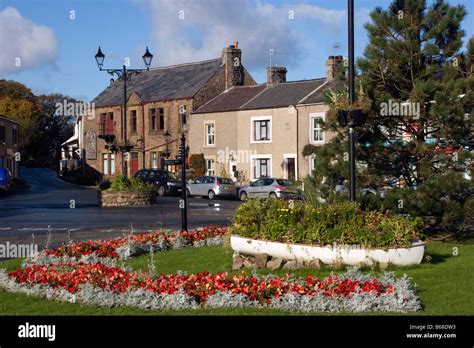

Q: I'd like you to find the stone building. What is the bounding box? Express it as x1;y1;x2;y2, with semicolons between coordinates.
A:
0;115;19;178
190;56;344;182
83;42;255;179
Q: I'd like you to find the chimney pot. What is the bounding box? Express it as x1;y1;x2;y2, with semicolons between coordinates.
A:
266;66;287;84
222;43;243;89
326;55;343;81
234;41;238;49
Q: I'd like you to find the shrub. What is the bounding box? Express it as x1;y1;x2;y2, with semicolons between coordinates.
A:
231;199;423;248
189;154;206;179
109;176;131;191
359;172;474;236
129;177;151;191
108;176;153;192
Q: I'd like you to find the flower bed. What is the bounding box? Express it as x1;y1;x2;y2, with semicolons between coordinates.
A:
0;225;422;313
0;265;420;312
33;225;227;263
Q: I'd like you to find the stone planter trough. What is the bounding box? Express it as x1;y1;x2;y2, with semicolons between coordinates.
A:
230;235;425;266
98;190;157;207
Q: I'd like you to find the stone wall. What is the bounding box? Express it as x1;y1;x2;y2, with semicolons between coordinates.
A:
232;253;321;271
98;190;157;207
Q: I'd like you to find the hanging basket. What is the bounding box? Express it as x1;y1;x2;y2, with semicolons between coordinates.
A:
348;109;367;127
337;110;348;127
337;109;367;127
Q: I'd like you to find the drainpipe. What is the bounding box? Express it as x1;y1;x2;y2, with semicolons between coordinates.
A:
141;103;146;168
294;105;299;181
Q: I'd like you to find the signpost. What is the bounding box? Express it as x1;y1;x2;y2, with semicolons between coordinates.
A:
164;159;181;166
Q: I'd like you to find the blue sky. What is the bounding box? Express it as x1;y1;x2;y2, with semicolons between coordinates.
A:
1;0;473;102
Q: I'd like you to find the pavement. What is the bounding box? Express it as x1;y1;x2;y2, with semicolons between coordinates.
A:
0;168;241;247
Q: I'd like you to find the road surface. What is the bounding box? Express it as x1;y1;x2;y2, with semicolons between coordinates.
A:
0;168;240;246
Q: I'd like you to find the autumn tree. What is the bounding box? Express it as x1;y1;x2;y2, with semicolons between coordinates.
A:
0;80;78;165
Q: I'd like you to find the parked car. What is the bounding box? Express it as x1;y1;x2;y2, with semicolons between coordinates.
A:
239;178;301;201
134;169;181;196
0;168;11;192
186;176;236;199
435;139;462;154
335;177;346;193
361;185;392;198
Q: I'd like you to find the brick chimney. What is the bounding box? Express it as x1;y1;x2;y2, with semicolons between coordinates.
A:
266;65;287;84
325;55;343;81
222;41;243;89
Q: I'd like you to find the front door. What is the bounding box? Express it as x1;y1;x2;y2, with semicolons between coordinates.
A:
229;160;237;181
286;157;296;181
131;152;139;176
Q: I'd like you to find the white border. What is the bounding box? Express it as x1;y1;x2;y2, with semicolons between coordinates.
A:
203;121;216;148
249;154;272;179
309;112;325;144
250;116;272;144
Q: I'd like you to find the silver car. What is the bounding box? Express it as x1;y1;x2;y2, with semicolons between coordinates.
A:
239;178;301;201
186;176;237;199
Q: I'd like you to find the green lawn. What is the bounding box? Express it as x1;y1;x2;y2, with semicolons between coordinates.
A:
0;241;473;315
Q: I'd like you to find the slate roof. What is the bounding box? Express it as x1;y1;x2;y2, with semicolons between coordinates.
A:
300;78;346;104
0;115;19;124
92;58;222;107
240;78;326;110
193;84;266;114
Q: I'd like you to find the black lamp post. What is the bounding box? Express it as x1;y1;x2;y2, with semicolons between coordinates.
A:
336;0;366;201
95;46;154;178
348;0;356;202
179;110;188;232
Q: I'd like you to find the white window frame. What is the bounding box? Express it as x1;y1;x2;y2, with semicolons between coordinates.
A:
309;112;325;144
102;153;109;175
283;154;298;181
206;159;215;176
204;122;215;147
110;153;115;175
250;116;272;143
151;151;158;169
250;154;272;180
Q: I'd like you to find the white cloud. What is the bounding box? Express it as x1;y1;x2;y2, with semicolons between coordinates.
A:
136;0;368;70
0;7;58;74
137;0;337;68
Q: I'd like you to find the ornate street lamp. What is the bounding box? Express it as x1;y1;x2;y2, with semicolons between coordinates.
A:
94;47;105;69
142;47;153;68
94;46;154;177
